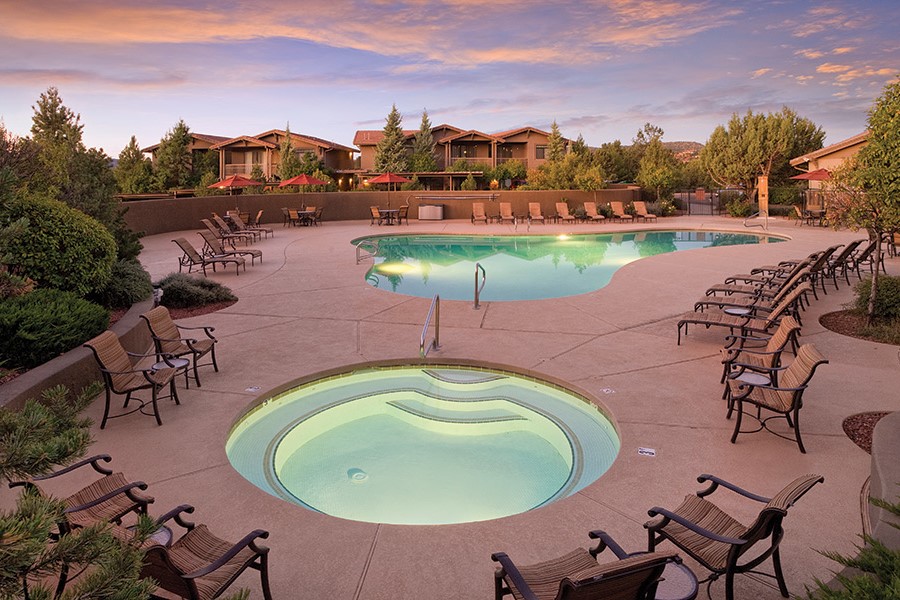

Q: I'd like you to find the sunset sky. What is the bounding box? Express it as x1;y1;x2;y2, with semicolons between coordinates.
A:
1;0;897;157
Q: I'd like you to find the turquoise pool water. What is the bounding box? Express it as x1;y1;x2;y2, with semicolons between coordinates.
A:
353;231;784;300
226;365;619;525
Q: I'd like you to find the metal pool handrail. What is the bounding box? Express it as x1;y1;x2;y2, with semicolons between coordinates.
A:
743;210;769;230
356;238;379;264
474;263;486;309
420;294;441;358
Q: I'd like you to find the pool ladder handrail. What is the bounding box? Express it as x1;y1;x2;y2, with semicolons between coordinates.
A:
355;239;379;264
420;294;440;358
743;210;769;230
474;262;487;309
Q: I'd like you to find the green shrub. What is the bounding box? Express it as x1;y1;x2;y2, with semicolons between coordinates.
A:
0;269;34;300
769;186;801;206
725;198;753;217
656;199;677;216
0;194;116;296
0;288;109;369
154;273;237;309
854;275;900;320
89;259;153;308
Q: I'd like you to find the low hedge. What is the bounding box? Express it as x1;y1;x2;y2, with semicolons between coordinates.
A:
89;259;153;309
0;289;109;370
154;273;237;309
855;275;900;320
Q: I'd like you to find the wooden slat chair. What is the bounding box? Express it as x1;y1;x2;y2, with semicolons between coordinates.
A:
83;330;184;428
131;504;273;600
848;238;886;278
632;201;658;222
821;239;865;290
645;473;824;600
141;305;218;388
609;201;634;222
212;215;257;244
229;212;273;239
676;283;810;345
720;315;802;393
583;202;607;222
472;202;489;224
492;536;678;600
198;230;262;266
200;218;251;247
370;206;385;225
280;207;292;227
528;202;545;224
498;202;516;224
695;268;810;315
555;202;576;224
726;343;828;453
314;206;325;225
173;238;244;276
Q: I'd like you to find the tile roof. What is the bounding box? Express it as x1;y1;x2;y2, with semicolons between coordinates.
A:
790;131;870;166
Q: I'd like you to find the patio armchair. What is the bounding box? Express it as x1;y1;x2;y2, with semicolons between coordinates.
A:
720;315;801;393
609;201;634;222
370;206;385;225
498;202;516;224
198;230;262;266
280;207;292;227
491;530;680;600
726;343;828;453
583;202;606;222
140;305;219;388
528;202;545;224
83;330;184;428
472;202;489;224
676;283;810;345
131;504;273;600
632;201;658;222
173;237;244;276
229;212;273;239
396;204;409;225
645;473;824;600
555;202;576;224
314;206;325;225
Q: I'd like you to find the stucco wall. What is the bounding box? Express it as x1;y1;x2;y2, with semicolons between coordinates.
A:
122;188;641;236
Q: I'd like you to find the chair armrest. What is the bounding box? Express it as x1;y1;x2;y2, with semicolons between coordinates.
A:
126;349;166;360
38;454;114;480
155;504;196;532
63;480;153;514
184;530;270;579
490;552;539;600
176;325;216;337
588;530;629;559
646;507;747;545
695;474;771;503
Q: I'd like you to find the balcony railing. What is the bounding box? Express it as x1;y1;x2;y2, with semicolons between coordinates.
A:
223;164;263;177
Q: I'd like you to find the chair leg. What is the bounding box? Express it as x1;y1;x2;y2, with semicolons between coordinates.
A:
730;399;743;442
151;387;162;426
793;408;806;454
170;380;180;406
725;569;736;600
259;554;273;600
210;345;219;372
192;358;202;388
772;547;789;597
101;388;112;429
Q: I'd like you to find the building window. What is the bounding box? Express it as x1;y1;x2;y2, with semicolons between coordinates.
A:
535;145;546;160
451;144;479;158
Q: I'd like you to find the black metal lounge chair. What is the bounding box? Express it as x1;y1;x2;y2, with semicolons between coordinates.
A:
198;229;262;266
173;237;244;276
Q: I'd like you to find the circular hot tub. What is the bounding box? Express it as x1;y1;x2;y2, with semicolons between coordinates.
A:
226;363;619;525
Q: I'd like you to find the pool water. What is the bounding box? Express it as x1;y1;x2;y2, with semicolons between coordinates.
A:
353;231;783;301
226;365;620;525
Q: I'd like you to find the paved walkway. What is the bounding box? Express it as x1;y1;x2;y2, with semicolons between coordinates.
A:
57;217;900;598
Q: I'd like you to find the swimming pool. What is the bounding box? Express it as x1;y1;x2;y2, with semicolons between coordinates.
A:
226;364;620;525
353;231;784;301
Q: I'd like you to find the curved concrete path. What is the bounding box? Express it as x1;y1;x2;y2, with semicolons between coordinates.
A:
28;216;900;599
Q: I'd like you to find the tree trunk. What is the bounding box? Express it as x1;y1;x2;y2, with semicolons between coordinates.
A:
866;235;882;327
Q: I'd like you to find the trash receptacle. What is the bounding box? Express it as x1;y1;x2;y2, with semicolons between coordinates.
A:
418;204;444;220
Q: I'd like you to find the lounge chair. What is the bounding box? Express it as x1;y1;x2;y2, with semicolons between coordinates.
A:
609;201;634;222
201;218;253;246
820;239;865;290
212;215;256;244
370;206;385;225
633;201;658;222
846;238;885;278
249;209;265;226
727;343;828;452
645;473;824;600
132;504;273;600
528;202;545;224
229;212;273;239
492;530;679;600
555;202;576;224
472;202;489;224
695;267;810;315
173;237;244;276
720;315;802;391
198;230;262;266
141;305;218;388
583;202;606;222
498;202;515;224
676;283;810;345
83;330;184;428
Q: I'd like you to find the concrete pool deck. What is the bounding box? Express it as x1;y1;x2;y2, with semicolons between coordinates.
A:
31;216;900;598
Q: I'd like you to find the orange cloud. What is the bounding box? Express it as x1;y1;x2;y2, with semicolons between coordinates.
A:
751;68;772;78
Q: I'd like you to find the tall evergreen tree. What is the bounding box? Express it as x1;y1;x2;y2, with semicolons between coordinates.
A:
114;136;153;194
408;110;437;172
29;86;85;195
546;121;566;163
374;104;408;172
278;124;303;180
152;119;193;191
636;137;679;201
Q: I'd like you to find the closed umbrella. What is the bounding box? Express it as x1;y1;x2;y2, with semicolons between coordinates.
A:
368;172;410;208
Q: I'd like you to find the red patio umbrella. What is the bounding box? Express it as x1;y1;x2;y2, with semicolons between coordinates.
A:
368;172;411;208
279;173;328;187
208;174;263;195
790;168;831;181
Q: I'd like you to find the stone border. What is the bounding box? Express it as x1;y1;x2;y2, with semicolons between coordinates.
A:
869;410;900;548
0;298;154;411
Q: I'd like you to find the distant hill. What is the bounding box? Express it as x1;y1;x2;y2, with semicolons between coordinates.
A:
663;141;703;162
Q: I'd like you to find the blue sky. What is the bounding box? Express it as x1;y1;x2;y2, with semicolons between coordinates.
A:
0;0;897;156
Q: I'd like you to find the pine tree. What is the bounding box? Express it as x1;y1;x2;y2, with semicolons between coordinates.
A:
115;136;153;194
278;124;303;180
374;104;408;172
152;119;193;191
30;87;84;195
408;110;437;172
546;121;566;163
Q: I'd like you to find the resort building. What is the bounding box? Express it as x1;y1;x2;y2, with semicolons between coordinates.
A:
142;132;232;166
790;131;870;189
